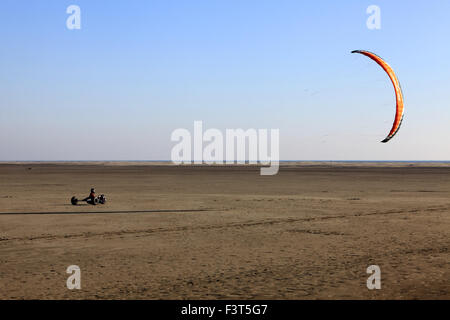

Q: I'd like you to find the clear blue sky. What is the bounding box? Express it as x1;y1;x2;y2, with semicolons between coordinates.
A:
1;0;449;160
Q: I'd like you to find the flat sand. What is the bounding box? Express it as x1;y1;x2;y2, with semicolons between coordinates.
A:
0;163;448;299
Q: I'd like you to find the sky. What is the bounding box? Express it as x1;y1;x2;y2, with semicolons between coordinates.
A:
1;0;450;161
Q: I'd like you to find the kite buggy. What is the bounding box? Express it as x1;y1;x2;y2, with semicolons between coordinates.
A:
71;188;106;205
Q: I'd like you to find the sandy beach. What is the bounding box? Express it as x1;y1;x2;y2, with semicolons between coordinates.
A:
0;162;448;299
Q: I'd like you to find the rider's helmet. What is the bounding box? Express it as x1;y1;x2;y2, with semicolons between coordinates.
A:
91;188;95;193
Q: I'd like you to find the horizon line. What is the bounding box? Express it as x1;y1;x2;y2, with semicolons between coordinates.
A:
2;160;450;163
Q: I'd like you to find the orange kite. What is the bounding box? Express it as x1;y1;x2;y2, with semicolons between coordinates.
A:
352;50;404;143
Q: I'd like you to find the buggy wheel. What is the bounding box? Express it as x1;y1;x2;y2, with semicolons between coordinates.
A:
71;196;78;205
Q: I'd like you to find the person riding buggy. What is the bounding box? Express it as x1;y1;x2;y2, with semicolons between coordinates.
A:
83;188;96;204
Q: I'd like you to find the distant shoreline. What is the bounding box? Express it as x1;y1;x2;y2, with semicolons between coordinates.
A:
2;161;450;167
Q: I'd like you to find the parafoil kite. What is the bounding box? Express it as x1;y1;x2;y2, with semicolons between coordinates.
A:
352;50;404;143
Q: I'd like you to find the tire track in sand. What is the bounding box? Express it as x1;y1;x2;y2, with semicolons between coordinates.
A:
1;204;449;243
